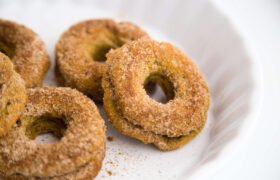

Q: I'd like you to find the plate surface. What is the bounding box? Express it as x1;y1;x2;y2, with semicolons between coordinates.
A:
0;0;262;179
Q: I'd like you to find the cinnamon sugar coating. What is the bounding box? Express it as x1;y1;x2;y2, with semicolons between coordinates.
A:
0;19;50;87
0;87;106;179
56;19;149;102
103;39;210;150
0;53;27;137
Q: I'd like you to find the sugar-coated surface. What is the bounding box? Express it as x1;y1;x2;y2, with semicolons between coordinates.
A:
56;19;149;102
0;87;106;179
103;39;210;150
0;19;50;88
0;53;26;137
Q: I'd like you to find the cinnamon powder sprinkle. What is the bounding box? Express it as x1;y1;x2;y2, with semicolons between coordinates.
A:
107;136;114;142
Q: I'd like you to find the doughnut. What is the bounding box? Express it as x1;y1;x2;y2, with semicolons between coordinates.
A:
103;39;210;151
0;19;50;87
0;53;27;137
56;19;149;101
0;87;106;179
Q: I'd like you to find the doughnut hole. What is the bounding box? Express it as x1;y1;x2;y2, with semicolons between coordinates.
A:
88;30;124;63
144;73;175;104
25;115;67;144
0;39;16;59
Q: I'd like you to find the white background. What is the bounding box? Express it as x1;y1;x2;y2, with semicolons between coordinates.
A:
211;0;280;179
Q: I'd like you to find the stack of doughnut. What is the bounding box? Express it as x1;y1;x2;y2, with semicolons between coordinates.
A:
103;40;210;151
0;18;210;179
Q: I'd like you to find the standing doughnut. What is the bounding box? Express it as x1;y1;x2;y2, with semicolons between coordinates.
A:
0;87;106;179
56;19;149;101
103;39;210;151
0;19;50;87
0;53;27;137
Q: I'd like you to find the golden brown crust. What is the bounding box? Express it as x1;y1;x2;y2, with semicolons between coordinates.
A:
0;87;106;179
103;39;210;150
0;160;102;180
0;53;27;137
56;19;149;102
104;88;201;151
0;19;50;87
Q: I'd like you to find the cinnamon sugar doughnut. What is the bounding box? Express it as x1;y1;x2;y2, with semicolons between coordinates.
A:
0;53;27;137
56;19;149;101
0;87;106;179
0;19;50;87
103;39;210;151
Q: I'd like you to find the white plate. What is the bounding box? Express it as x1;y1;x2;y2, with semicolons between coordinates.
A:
0;0;263;179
